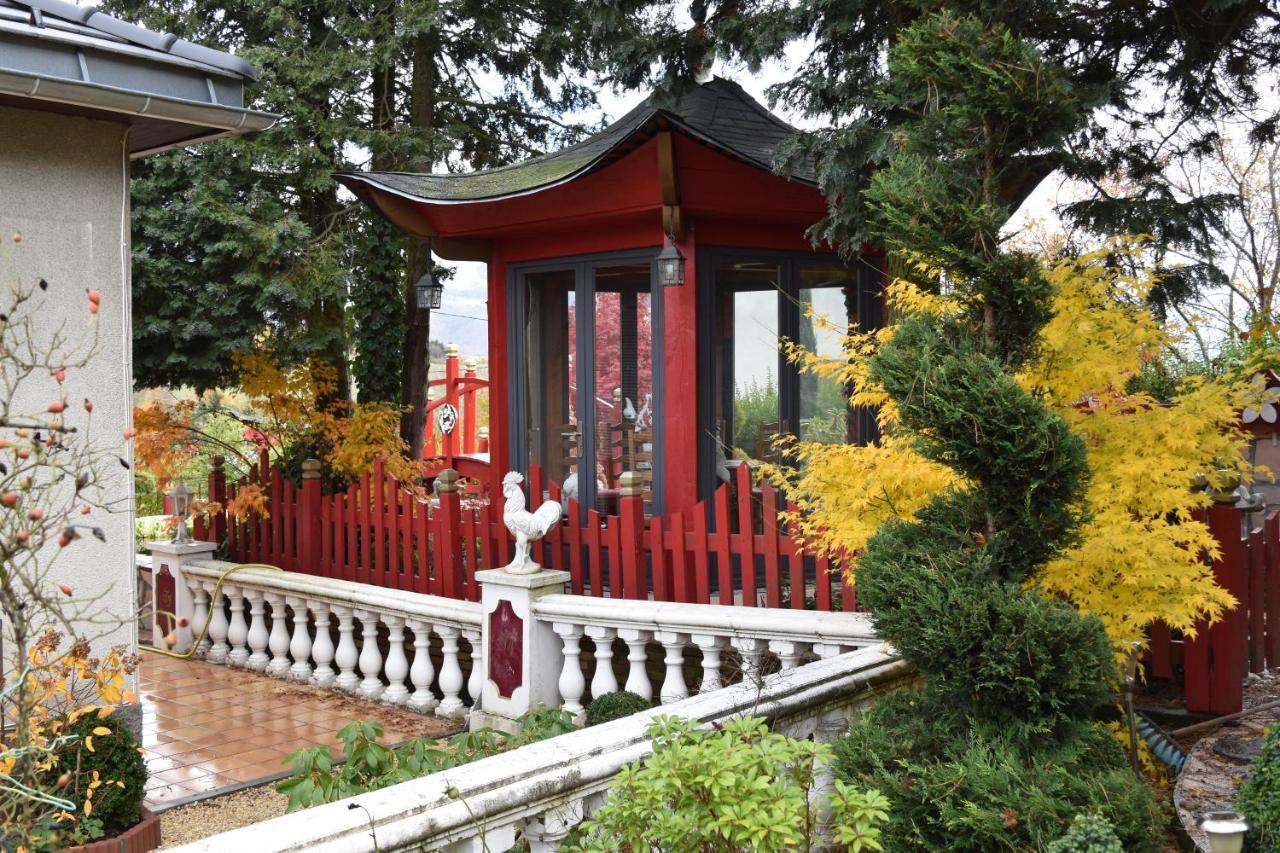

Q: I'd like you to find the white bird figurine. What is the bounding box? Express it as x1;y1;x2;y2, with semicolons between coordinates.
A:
502;471;562;574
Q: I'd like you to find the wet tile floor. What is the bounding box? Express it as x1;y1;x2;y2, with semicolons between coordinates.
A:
139;652;454;809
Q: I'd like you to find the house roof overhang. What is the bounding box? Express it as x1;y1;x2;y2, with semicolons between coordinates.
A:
0;0;278;156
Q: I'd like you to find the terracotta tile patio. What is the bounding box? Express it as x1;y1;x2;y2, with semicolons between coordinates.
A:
139;652;461;809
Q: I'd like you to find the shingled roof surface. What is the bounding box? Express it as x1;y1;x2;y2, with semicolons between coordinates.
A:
0;0;257;79
339;78;815;203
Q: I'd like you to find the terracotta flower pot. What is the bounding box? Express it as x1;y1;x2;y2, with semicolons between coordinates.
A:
61;807;161;853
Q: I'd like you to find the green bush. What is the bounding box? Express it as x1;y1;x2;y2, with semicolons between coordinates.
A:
568;715;889;853
1047;812;1124;852
1241;725;1280;852
585;691;651;726
51;709;147;834
278;707;575;812
832;693;1163;851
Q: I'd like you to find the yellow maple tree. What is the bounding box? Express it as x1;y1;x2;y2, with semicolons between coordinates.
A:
778;246;1264;645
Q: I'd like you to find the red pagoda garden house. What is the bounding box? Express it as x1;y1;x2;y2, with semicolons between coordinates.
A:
339;78;884;519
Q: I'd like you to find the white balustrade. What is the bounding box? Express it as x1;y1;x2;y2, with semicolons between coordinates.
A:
165;647;909;853
534;595;878;711
179;561;483;723
188;579;210;656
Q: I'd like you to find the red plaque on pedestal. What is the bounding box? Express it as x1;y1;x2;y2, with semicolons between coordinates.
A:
489;600;523;698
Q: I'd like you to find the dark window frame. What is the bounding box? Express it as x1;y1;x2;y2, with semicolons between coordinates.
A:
696;246;884;504
507;248;666;517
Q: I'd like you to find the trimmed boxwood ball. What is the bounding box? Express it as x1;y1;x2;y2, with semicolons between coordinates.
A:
585;691;651;726
52;708;147;833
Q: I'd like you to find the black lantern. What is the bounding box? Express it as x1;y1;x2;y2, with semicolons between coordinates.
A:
415;270;443;310
656;235;685;286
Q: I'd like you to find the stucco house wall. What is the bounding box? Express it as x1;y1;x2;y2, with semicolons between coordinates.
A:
0;104;138;696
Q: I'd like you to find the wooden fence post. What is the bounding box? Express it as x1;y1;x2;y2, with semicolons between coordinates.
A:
1207;499;1248;715
463;357;478;455
209;455;227;544
442;345;460;464
300;459;322;574
436;468;464;598
618;471;646;599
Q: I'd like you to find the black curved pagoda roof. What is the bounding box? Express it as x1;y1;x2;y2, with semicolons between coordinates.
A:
337;77;815;204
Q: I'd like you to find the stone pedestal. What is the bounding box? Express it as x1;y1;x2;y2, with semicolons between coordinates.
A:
471;568;569;733
145;540;217;653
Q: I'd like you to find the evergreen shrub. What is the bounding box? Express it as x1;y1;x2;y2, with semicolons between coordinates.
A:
1240;725;1280;852
585;691;651;726
51;709;147;834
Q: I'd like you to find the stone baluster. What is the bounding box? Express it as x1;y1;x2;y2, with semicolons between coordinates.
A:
462;627;483;711
406;618;438;712
226;586;250;666
204;580;230;664
354;609;385;700
585;625;618;701
618;627;653;701
382;616;410;704
655;631;690;704
188;579;210;657
731;637;769;685
244;589;269;671
524;799;584;853
286;596;313;681
436;625;466;718
332;605;360;692
769;639;807;671
552;623;586;722
310;602;335;687
265;593;292;677
692;634;727;693
812;642;841;660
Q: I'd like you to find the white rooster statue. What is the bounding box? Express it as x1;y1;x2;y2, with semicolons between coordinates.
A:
502;471;562;574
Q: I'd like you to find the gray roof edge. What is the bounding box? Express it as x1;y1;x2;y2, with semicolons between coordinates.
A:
0;67;278;148
10;0;258;80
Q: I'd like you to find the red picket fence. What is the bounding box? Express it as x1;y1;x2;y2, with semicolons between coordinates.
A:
194;454;851;611
1148;502;1280;715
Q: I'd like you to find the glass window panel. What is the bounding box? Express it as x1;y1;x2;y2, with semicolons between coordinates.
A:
523;269;576;485
592;264;654;511
712;261;781;468
798;265;856;443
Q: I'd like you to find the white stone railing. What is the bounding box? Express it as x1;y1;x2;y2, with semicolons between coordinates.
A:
180;559;484;718
166;645;912;853
532;594;879;717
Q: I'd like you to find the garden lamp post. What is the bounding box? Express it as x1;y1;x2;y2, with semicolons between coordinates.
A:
169;481;192;545
415;269;443;310
1201;811;1248;853
656;234;685;286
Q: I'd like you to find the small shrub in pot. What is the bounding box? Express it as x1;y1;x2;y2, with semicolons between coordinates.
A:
50;709;148;835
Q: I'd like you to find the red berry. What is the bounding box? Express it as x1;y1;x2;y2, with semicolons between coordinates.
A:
57;532;71;547
11;232;21;243
28;508;43;521
88;302;99;315
122;427;138;439
87;289;100;305
80;505;91;515
54;369;66;383
58;583;72;597
47;401;65;414
83;399;93;413
16;531;29;543
1;492;16;507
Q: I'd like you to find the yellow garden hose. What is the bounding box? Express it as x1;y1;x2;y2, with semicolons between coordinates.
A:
140;562;284;658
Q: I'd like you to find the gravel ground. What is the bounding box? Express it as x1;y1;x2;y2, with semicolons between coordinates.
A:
160;784;290;849
1173;669;1280;851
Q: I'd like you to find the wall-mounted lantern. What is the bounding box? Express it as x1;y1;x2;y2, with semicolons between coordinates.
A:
415;270;443;310
656;234;685;286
